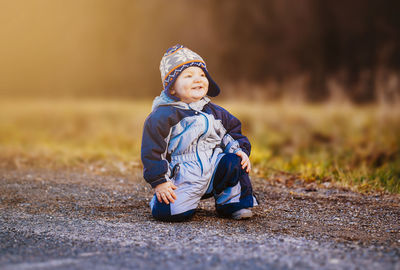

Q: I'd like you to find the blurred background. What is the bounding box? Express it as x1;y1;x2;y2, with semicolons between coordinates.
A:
1;0;400;103
0;0;399;193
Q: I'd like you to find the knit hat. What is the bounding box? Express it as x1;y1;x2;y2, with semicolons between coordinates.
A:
159;44;220;98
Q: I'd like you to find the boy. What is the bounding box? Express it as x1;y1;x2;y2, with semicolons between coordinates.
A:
141;44;258;222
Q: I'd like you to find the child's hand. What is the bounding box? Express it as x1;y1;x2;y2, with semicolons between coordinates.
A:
154;181;177;204
236;150;251;173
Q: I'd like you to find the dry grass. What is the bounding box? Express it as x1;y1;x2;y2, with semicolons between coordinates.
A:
1;98;399;193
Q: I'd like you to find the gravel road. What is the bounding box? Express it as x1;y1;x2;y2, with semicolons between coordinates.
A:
1;168;399;270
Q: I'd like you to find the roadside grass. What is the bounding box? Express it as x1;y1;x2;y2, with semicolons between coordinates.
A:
0;98;399;193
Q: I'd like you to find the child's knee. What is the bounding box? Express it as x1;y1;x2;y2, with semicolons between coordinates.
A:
151;199;195;222
220;153;242;170
213;153;244;193
151;199;171;221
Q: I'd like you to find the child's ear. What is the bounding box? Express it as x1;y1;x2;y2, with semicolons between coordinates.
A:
170;88;176;95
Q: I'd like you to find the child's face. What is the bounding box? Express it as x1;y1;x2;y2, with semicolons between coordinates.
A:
171;66;209;103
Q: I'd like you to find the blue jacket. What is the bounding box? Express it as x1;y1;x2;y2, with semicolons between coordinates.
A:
141;92;251;188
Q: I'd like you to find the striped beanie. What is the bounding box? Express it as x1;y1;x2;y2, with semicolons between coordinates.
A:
159;44;220;97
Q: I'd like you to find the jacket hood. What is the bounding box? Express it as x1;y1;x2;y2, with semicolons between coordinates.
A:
152;90;210;112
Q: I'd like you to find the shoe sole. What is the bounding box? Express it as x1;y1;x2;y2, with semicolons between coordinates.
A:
232;211;253;220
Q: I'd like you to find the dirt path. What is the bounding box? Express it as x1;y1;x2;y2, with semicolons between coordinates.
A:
1;168;399;269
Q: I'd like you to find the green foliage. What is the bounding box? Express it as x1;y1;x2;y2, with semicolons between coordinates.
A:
224;101;400;193
0;98;399;193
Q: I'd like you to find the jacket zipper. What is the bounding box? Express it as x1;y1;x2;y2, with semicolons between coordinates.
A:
194;110;209;176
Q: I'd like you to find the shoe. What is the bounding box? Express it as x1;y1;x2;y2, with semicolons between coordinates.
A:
231;208;252;220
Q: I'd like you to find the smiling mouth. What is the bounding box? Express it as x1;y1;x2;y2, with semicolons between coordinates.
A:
191;86;203;90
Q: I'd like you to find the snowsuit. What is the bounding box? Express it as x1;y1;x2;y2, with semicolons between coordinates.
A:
141;92;258;221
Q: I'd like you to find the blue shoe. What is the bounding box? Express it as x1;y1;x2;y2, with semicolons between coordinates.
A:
231;208;253;220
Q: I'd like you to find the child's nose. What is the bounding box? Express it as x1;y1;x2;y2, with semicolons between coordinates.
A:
193;75;203;82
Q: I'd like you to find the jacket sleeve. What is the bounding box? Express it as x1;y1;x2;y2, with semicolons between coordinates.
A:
141;111;172;188
220;109;251;157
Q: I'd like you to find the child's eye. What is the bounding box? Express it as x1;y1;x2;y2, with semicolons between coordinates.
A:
201;74;205;77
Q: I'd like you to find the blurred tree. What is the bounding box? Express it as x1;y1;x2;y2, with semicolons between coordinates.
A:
0;0;399;102
209;0;400;103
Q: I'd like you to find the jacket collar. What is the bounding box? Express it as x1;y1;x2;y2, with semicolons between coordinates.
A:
152;90;210;111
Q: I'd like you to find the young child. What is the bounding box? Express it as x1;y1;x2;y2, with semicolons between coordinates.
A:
141;44;258;221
